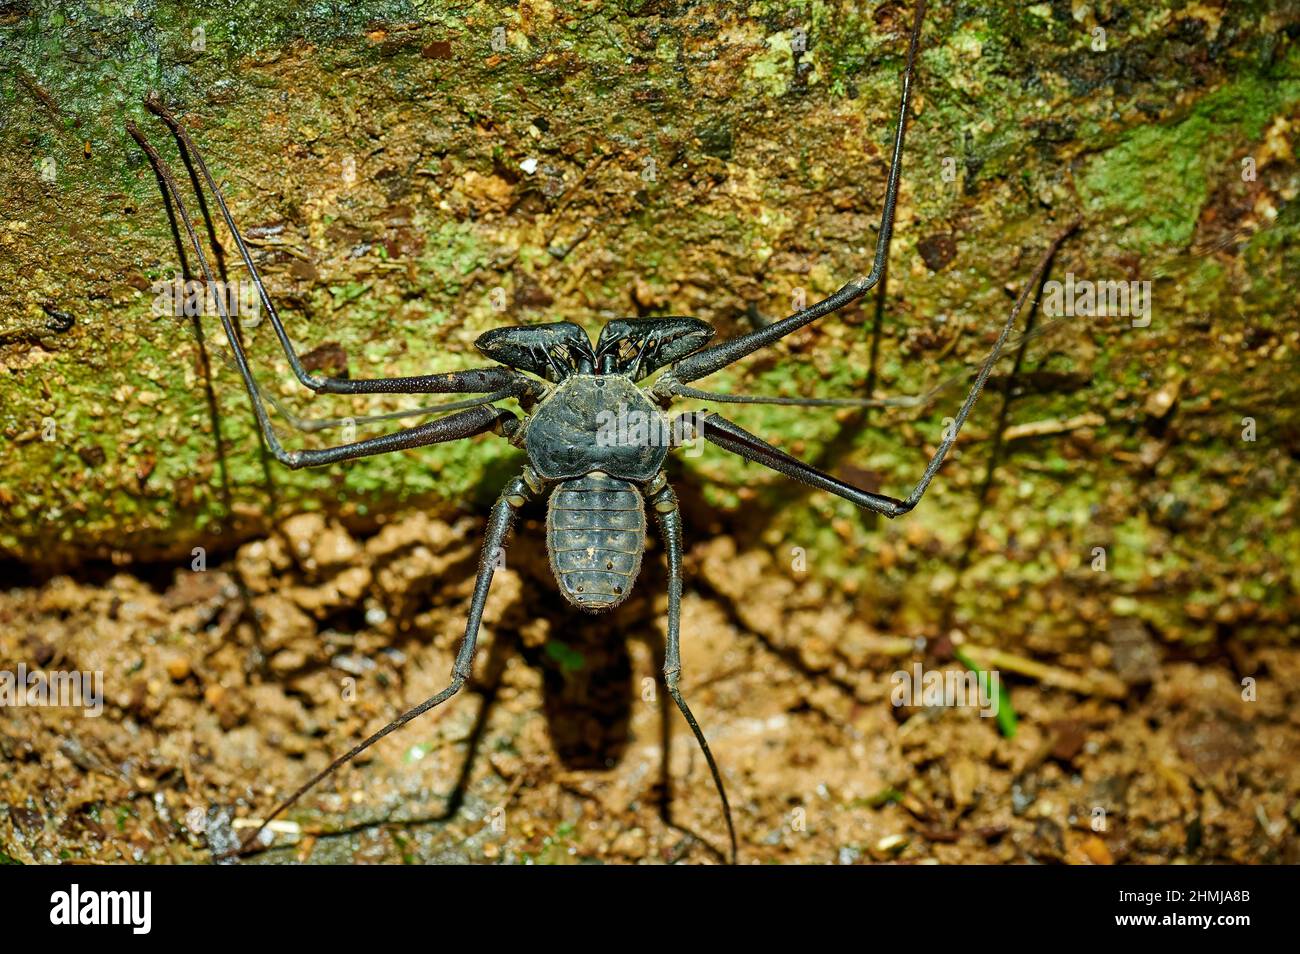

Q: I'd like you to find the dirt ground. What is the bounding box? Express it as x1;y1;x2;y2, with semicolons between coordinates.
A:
3;492;1297;865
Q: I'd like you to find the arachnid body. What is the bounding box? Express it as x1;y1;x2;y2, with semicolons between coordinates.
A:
128;0;1073;862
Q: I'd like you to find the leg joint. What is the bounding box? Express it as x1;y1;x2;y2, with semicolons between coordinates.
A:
521;465;545;496
503;473;535;509
644;473;677;513
278;448;307;470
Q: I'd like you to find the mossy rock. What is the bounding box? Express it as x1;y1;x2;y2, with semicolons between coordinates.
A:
1;1;1297;645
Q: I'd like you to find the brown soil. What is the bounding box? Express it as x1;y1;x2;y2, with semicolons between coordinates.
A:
2;501;1297;865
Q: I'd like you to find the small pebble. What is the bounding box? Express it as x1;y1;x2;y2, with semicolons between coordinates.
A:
165;655;191;681
877;833;909;855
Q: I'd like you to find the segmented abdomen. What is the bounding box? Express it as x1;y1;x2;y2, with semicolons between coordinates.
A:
546;473;645;612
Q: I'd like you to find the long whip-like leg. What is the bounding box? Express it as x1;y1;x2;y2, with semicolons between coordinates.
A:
129;120;515;468
143;94;522;397
647;478;738;864
220;476;530;860
687;220;1080;517
259;386;518;434
663;315;1078;410
660;0;927;389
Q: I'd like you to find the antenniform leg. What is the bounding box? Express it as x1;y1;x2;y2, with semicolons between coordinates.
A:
143;94;526;398
226;475;532;858
263;388;519;435
658;317;1071;410
129;120;516;468
687;222;1079;518
646;476;738;864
